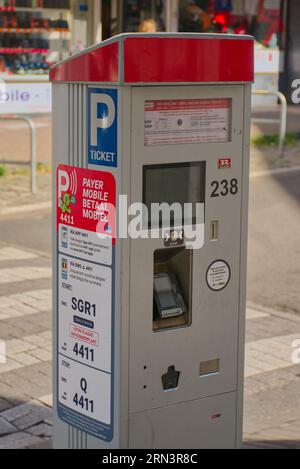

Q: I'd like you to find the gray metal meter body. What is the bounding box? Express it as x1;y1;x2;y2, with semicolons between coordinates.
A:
51;33;254;449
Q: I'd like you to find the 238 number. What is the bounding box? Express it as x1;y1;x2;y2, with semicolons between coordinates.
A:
211;179;239;198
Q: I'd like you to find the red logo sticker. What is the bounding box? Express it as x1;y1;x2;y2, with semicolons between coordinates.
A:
57;165;116;244
218;158;231;169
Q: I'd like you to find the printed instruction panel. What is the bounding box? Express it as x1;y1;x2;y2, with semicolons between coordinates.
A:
144;98;232;146
56;165;116;442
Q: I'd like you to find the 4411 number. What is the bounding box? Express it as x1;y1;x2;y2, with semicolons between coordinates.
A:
73;343;94;362
73;394;94;413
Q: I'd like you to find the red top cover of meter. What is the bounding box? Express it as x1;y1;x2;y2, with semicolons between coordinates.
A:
50;33;254;84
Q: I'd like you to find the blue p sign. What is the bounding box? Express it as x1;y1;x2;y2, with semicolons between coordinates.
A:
88;88;118;168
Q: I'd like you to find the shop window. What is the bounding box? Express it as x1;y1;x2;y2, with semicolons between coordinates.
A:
179;0;214;32
0;0;71;77
13;1;70;9
123;0;166;33
102;0;118;40
178;0;284;48
248;0;283;48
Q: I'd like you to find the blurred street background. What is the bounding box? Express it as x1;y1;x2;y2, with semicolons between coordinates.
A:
0;0;300;450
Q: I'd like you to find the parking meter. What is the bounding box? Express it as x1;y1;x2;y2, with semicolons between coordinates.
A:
51;33;254;449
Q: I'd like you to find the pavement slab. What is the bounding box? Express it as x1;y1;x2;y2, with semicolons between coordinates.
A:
0;417;16;436
0;431;42;449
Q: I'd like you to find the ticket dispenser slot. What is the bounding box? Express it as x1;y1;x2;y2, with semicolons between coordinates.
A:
153;247;193;331
154;273;186;320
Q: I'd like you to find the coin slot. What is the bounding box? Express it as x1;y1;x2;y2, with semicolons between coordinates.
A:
210;221;219;241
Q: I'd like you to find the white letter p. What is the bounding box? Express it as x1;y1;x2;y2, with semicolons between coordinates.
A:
90;93;115;147
58;170;70;199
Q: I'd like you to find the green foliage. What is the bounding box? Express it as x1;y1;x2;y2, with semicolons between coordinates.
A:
37;162;51;174
252;133;298;147
0;165;7;177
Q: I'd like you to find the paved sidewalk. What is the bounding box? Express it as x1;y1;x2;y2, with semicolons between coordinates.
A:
0;243;52;449
0;238;299;448
243;305;300;449
0;173;52;215
252;105;300;138
0;115;51;165
250;142;300;174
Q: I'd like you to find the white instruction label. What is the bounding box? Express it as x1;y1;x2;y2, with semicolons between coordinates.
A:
145;99;231;146
57;254;113;438
59;225;112;266
59;356;111;425
58;255;112;373
207;260;231;292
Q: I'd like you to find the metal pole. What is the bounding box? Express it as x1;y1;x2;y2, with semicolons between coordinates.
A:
252;90;288;159
16;116;37;194
0;115;37;194
93;0;102;43
277;92;288;159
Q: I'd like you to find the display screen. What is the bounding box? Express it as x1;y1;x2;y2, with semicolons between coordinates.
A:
143;162;206;228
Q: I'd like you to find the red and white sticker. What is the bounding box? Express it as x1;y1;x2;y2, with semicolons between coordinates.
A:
57;165;116;235
145;98;232;146
70;325;99;347
57;165;116;265
218;158;232;170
